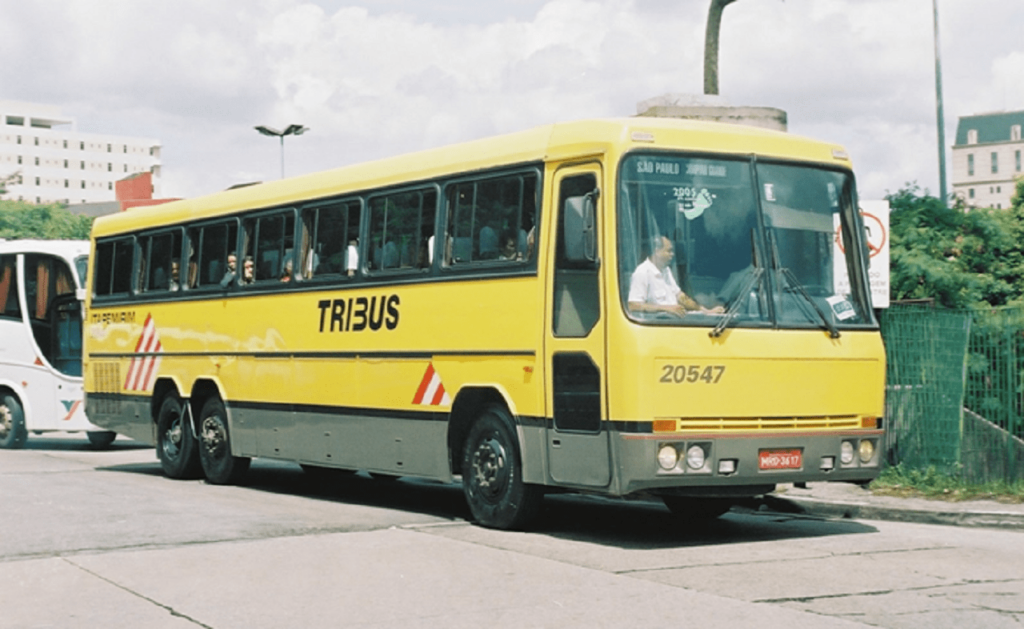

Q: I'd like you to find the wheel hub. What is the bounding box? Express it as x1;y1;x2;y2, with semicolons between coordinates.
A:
202;417;226;456
471;435;508;499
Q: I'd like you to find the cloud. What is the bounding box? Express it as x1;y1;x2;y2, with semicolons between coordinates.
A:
3;0;1023;202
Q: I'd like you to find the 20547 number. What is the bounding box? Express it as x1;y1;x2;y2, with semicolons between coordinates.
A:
660;364;726;384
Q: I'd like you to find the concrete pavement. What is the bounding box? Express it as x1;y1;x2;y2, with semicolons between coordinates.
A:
765;481;1024;530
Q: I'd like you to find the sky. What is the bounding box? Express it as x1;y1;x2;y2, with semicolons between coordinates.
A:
3;0;1023;202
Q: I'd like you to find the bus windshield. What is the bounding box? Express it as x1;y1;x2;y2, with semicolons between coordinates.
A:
617;153;874;331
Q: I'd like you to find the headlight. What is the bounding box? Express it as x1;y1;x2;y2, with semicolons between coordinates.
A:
858;439;874;463
685;445;706;470
657;445;678;470
840;441;855;465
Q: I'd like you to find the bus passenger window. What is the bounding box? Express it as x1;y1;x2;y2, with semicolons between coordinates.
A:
444;171;537;266
302;200;360;278
368;189;435;272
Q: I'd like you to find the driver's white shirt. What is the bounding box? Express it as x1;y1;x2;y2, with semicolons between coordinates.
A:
628;258;681;306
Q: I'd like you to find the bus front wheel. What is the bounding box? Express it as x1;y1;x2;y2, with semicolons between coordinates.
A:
156;394;202;479
461;406;542;530
197;397;250;485
0;393;27;449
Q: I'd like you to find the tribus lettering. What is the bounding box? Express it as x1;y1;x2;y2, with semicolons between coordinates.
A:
317;295;400;332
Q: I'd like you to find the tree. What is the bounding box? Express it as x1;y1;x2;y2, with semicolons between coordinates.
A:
0;171;21;196
0;200;93;240
888;185;1019;308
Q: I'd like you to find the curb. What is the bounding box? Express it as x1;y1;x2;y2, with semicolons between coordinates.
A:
763;495;1024;531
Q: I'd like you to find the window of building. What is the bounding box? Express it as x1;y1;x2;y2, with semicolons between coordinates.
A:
34;137;39;146
64;180;68;188
1013;125;1022;141
991;152;999;174
80;141;84;150
969;188;975;199
16;156;21;165
16;135;21;144
64;159;68;168
967;154;974;176
107;144;112;152
81;181;85;189
967;129;978;144
35;177;40;185
63;140;67;149
34;157;39;166
80;161;85;170
1017;150;1021;172
108;163;112;172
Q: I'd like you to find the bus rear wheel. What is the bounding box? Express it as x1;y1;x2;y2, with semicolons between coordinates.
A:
0;393;27;450
198;397;250;485
156;394;202;479
461;406;542;530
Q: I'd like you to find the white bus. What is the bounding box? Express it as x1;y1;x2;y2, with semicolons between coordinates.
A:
0;239;116;448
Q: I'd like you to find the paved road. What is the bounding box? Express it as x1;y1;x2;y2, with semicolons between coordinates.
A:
3;435;1023;628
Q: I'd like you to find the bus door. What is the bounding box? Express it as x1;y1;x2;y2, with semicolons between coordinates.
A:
545;165;611;487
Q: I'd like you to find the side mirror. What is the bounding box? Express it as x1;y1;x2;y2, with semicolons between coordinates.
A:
563;190;598;263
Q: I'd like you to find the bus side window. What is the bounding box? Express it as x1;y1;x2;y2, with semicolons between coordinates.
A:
444;171;537;266
0;254;21;318
302;200;360;279
94;238;134;297
368;189;434;272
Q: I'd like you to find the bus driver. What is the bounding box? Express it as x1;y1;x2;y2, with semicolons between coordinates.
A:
628;236;724;317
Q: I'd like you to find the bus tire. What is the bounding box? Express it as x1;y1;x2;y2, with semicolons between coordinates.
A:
86;431;117;449
0;393;27;449
197;397;250;485
156;394;202;479
662;496;732;521
461;405;542;530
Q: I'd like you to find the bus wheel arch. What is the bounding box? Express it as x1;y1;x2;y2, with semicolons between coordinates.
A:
461;404;543;530
0;389;28;449
447;387;509;476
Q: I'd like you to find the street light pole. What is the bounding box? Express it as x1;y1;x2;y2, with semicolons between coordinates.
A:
254;124;309;179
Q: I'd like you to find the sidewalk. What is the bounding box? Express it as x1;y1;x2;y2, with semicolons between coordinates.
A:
764;482;1024;530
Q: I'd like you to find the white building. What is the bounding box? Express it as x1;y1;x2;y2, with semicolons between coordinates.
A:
0;99;161;205
951;109;1024;210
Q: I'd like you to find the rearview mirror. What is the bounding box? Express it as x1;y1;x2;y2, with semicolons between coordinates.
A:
563;190;598;263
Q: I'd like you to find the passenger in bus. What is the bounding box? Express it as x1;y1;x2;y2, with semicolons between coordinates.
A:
240;256;255;285
498;229;520;261
169;260;181;291
628;236;724;317
219;252;238;288
280;257;294;282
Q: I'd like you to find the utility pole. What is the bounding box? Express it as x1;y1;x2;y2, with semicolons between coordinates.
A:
933;0;948;206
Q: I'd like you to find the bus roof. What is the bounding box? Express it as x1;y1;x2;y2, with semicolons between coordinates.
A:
0;239;89;259
91;117;852;238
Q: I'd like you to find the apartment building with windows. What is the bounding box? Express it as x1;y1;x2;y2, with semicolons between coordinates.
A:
0;99;161;205
951;109;1024;209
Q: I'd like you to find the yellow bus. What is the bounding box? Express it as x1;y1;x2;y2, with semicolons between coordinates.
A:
83;117;885;529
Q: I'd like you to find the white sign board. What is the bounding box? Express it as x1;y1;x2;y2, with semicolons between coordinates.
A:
833;200;890;309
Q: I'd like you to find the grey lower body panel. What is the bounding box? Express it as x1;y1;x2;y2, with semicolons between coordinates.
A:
609;430;883;497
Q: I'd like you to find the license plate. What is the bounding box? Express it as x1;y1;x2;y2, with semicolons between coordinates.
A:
758;448;802;470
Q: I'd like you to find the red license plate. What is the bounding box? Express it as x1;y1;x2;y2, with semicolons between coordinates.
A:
758;448;803;470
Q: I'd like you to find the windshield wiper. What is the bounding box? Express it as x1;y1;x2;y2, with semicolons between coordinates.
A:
780;267;840;339
710;267;763;338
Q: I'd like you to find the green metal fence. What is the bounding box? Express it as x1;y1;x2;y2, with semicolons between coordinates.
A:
880;304;1024;483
